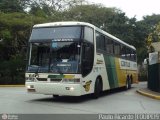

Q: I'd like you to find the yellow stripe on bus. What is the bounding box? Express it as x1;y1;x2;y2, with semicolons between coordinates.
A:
115;58;126;87
64;75;75;79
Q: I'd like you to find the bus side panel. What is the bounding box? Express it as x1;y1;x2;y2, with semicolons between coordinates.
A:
103;55;119;89
81;71;98;94
115;58;126;87
126;70;138;83
103;56;138;89
96;54;110;91
115;59;138;87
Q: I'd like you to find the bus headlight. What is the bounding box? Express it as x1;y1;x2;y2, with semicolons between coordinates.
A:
25;77;35;82
62;78;80;83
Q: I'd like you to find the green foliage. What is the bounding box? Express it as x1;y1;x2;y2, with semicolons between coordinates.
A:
0;29;12;41
0;54;25;84
63;5;118;28
0;0;24;13
143;14;160;30
30;5;46;17
0;12;47;60
146;22;160;43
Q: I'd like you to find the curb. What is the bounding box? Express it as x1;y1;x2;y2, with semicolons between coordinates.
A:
136;89;160;100
0;85;25;87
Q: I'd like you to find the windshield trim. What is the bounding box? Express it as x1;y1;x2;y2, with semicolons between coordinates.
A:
29;38;82;43
29;26;82;42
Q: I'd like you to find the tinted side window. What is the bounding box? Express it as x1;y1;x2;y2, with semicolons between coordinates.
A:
106;37;114;54
133;50;136;61
121;45;126;59
126;48;131;60
96;32;105;51
114;42;120;56
131;50;136;61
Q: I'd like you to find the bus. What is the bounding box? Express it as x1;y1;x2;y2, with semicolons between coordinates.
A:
25;21;138;98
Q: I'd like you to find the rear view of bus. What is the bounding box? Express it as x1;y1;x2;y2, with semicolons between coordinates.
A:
25;21;138;98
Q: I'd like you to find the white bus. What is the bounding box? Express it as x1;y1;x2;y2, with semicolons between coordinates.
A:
25;21;138;98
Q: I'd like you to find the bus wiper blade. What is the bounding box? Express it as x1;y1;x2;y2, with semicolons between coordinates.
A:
35;67;40;74
57;68;63;75
30;65;40;74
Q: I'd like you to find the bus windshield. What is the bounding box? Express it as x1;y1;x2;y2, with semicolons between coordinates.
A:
27;42;81;74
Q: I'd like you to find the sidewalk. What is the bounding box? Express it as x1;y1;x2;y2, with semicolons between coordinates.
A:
0;85;25;87
137;88;160;100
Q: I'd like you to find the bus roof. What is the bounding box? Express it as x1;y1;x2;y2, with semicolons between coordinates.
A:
33;21;136;50
33;21;95;28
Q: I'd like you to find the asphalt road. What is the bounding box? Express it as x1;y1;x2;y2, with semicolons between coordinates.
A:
0;82;160;114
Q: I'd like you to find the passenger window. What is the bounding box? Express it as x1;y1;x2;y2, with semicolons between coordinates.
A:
126;48;131;60
114;42;120;56
131;50;135;61
120;45;126;59
96;32;105;51
106;38;114;54
133;51;136;61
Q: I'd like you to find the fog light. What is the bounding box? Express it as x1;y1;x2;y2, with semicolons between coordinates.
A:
66;87;74;91
27;85;31;89
70;87;74;91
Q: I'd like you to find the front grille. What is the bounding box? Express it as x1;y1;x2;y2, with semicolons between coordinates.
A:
37;78;47;81
50;79;62;82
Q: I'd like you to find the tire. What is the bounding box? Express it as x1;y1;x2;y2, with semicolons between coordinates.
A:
126;76;131;90
53;95;59;98
92;78;102;99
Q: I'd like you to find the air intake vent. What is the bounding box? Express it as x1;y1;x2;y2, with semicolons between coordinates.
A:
37;78;47;81
50;79;62;82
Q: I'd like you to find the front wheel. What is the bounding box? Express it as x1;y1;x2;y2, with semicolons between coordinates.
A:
92;78;102;99
53;95;59;98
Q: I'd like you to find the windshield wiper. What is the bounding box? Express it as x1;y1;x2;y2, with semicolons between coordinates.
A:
29;65;40;73
35;66;40;74
57;68;63;75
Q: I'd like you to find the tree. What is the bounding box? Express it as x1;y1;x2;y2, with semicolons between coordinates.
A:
138;14;160;43
30;5;46;17
63;4;123;28
143;14;160;30
0;12;47;59
0;12;48;84
0;0;24;13
154;22;160;41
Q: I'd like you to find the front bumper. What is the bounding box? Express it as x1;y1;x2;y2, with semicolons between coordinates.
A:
25;82;83;96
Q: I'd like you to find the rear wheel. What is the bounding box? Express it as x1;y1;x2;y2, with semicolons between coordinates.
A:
126;76;131;90
92;78;102;99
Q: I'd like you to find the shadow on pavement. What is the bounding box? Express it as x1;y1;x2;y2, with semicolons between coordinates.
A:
28;87;128;103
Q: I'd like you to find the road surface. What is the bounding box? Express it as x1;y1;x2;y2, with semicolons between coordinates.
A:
0;82;160;114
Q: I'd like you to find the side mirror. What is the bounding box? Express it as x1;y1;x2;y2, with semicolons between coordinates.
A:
143;58;148;65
